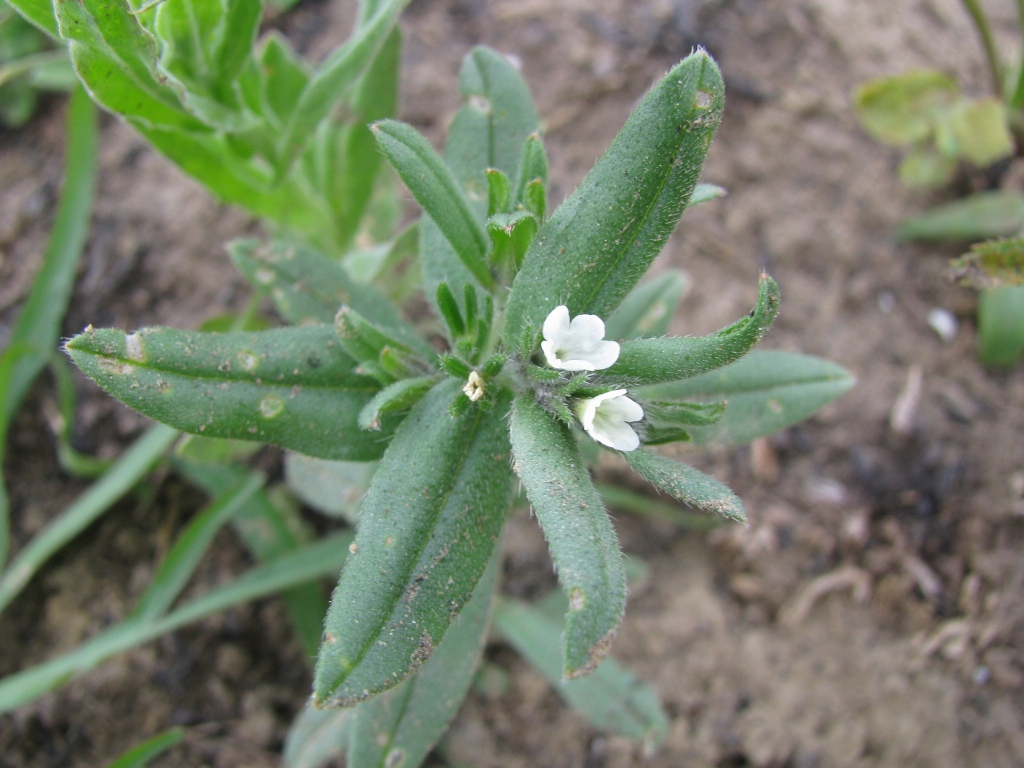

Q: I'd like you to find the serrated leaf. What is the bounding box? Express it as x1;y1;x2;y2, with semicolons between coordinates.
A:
314;380;513;707
494;598;667;753
509;393;625;679
604;275;779;386
623;449;745;523
898;191;1024;242
420;46;540;324
638;350;854;446
978;285;1024;367
65;325;395;461
347;547;499;768
853;69;958;146
604;270;687;341
504;50;725;355
373;119;495;291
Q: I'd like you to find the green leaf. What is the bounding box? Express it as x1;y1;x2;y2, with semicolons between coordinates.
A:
623;449;745;524
257;32;309;129
6;0;60;38
642;399;725;426
604;270;687;341
373;119;495;291
978;285;1024;367
494;598;668;753
420;46;540;325
0;85;95;566
314;380;513;707
0;424;178;616
105;727;184;768
55;0;202;130
898;191;1024;242
284;706;353;768
945;97;1014;168
130;472;264;622
604;274;780;386
284;453;377;524
509;393;625;679
504;50;725;355
638;350;855;446
358;376;437;430
65;325;394;461
228;238;404;330
897;144;956;188
275;0;408;173
852;69;958;146
952;238;1024;288
686;182;726;208
176;459;327;660
0;531;353;713
347;547;500;768
512;132;548;213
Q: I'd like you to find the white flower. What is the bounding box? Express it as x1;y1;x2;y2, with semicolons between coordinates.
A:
463;371;485;401
541;305;620;371
575;389;644;452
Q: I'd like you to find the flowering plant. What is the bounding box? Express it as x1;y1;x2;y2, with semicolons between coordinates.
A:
51;35;851;766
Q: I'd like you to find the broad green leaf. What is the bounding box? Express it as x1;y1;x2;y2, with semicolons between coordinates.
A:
0;86;95;566
314;380;514;707
6;0;59;38
504;51;725;355
420;46;540;324
638;350;855;446
284;453;377;523
105;727;184;768
65;325;394;461
373;119;495;291
604;275;779;386
228;238;405;331
978;285;1024;367
494;598;668;753
177;459;327;660
285;706;353;768
623;450;745;524
945;97;1014;167
347;548;500;768
952;238;1024;288
55;0;202;130
509;393;625;678
898;191;1024;242
853;69;958;146
0;530;353;713
604;270;687;341
276;0;408;173
258;32;309;129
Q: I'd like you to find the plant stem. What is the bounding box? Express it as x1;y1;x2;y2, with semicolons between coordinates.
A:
1010;0;1024;109
961;0;1005;98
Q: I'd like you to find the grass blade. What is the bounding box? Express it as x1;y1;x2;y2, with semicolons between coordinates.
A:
105;727;184;768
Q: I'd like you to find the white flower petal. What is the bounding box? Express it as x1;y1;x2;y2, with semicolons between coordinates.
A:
541;305;620;371
575;389;644;452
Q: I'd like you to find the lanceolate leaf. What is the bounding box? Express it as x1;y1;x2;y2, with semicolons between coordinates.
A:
420;47;540;324
638;350;855;446
65;325;394;461
314;381;513;707
347;548;500;768
623;450;745;524
494;598;668;752
504;50;725;356
897;191;1024;242
509;393;625;679
604;274;780;386
373;119;494;291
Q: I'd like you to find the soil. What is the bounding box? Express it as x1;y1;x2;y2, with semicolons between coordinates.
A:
2;0;1023;766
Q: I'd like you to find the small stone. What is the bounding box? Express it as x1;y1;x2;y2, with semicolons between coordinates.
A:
927;307;958;342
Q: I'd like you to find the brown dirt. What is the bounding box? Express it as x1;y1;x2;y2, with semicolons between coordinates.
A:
2;0;1024;766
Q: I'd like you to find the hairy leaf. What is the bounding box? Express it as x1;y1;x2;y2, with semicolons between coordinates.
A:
624;450;745;523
